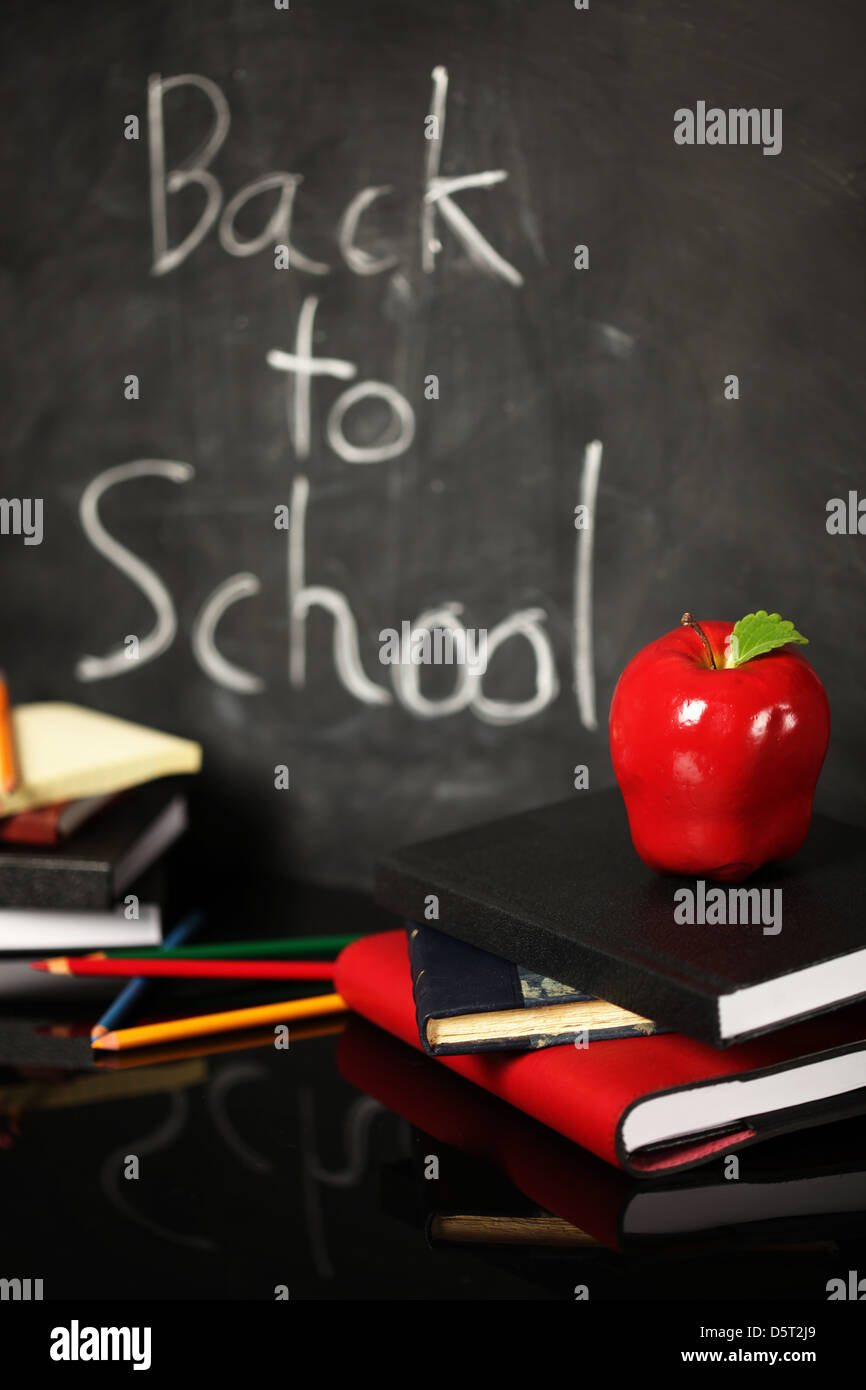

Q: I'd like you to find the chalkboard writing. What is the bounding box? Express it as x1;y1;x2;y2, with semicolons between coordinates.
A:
74;63;598;731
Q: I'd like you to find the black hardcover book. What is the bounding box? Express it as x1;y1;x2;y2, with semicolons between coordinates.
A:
407;922;659;1055
0;779;188;911
376;790;866;1048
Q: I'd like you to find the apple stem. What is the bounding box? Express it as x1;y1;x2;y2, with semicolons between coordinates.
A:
681;612;717;669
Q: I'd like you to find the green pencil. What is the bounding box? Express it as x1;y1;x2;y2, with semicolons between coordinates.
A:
103;933;362;960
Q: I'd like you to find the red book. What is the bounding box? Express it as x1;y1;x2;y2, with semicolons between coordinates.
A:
0;793;116;846
334;931;866;1177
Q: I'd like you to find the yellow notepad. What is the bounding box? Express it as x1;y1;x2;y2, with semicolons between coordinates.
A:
0;703;201;815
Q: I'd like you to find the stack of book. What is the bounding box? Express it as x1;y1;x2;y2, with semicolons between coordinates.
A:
334;790;866;1182
0;700;201;995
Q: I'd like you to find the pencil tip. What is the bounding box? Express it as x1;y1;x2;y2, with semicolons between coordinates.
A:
90;1034;117;1050
32;957;68;974
90;1026;108;1041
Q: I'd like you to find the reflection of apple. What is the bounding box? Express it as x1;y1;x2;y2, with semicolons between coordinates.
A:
609;612;830;882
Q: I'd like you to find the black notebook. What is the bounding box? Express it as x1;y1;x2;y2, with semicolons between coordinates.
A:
407;922;659;1055
0;779;188;911
376;790;866;1047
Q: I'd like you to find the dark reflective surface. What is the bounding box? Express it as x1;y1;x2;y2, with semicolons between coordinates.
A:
1;880;864;1301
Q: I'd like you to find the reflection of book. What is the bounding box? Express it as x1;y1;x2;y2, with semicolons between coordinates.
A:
335;931;866;1177
0;793;117;846
0;1058;206;1113
377;791;866;1046
339;1017;866;1252
430;1213;597;1248
408;922;658;1054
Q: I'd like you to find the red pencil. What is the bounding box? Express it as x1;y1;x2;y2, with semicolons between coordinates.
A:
31;957;337;981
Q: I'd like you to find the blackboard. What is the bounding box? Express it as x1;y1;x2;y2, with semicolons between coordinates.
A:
2;0;864;888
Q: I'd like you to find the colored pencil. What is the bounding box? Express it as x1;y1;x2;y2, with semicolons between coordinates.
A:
44;956;337;989
39;957;336;981
90;910;203;1042
0;672;18;795
90;991;347;1051
101;933;362;960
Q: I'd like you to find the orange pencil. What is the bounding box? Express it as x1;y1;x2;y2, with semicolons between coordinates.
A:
0;673;17;795
90;991;348;1051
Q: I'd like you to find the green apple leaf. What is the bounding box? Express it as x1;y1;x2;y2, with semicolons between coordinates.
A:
729;610;809;667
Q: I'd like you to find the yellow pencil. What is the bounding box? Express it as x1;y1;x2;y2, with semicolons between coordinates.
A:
0;673;18;795
90;991;348;1051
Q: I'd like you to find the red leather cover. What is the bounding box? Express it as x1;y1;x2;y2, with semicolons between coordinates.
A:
335;930;866;1176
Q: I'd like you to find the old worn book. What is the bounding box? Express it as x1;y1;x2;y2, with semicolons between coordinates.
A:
407;922;658;1054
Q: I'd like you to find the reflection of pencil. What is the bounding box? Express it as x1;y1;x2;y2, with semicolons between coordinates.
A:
37;1023;95;1038
0;673;18;795
91;991;348;1051
93;1017;347;1069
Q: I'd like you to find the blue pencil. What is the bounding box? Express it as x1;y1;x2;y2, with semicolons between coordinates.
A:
90;910;204;1042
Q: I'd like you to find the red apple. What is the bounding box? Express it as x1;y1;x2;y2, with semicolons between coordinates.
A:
609;612;830;882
